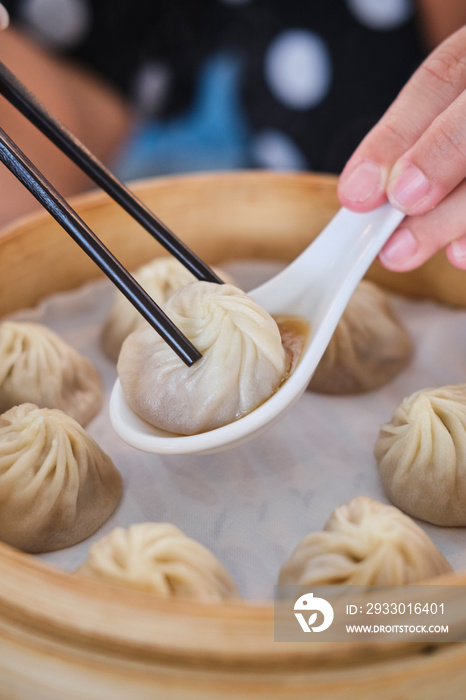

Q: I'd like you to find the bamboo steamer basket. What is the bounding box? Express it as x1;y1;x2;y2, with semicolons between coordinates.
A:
0;170;465;699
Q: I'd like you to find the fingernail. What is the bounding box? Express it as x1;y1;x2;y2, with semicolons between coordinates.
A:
0;4;10;29
450;238;466;262
389;165;431;211
379;227;418;267
339;160;383;203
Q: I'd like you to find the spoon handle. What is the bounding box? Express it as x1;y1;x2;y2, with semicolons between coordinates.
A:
301;203;405;282
252;203;405;315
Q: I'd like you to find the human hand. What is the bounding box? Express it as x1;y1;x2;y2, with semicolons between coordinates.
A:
0;4;9;30
338;25;466;272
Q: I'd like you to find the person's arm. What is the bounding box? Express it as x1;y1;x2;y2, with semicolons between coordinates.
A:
416;0;466;49
0;21;131;228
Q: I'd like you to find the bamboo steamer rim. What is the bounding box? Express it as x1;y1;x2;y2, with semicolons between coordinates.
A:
0;170;465;688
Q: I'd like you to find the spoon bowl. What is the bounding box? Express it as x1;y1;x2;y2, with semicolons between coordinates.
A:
110;203;404;454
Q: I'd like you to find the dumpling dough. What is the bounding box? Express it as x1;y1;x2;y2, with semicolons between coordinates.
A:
278;497;452;586
77;522;239;601
0;404;122;553
118;281;288;435
0;321;103;426
308;280;412;395
375;384;466;526
101;256;234;361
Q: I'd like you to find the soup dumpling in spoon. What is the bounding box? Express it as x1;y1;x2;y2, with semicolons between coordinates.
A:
117;281;291;435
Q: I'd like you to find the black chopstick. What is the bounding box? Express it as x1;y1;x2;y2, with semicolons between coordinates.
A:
0;60;223;285
0;127;201;367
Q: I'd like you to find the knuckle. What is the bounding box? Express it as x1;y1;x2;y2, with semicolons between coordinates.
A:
430;113;466;163
420;47;466;90
378;115;413;152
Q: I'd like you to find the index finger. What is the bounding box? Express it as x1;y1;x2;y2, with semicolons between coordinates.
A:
338;25;466;211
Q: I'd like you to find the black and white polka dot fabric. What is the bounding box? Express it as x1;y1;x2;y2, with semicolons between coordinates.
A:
4;0;425;176
17;0;91;47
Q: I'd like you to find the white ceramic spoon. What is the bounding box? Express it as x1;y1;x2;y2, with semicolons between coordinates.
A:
110;203;404;455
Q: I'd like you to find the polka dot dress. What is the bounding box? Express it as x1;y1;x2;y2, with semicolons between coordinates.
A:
18;0;90;47
264;30;332;111
5;0;425;175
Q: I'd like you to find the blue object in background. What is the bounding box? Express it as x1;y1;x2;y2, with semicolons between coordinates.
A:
114;53;250;181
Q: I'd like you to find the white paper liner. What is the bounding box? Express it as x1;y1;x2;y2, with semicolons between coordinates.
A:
8;260;466;600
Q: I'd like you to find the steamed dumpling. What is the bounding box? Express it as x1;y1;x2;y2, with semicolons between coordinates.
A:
118;281;289;435
278;497;452;587
101;256;234;361
375;384;466;526
77;522;239;601
308;280;412;395
0;321;103;426
0;403;122;553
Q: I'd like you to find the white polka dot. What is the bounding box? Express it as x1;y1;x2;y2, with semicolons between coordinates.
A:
0;4;10;30
251;130;308;171
346;0;412;30
133;62;171;116
265;30;332;110
20;0;90;48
